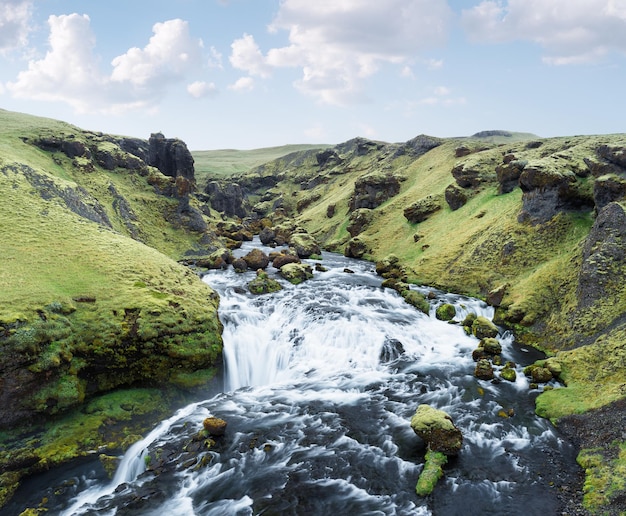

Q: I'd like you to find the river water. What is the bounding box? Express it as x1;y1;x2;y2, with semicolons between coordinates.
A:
11;241;581;515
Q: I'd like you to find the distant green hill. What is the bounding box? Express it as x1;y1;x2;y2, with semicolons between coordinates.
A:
193;144;331;185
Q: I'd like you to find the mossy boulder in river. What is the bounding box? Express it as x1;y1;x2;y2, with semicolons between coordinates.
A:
410;404;463;456
435;303;456;321
279;263;313;284
472;316;499;339
248;270;283;295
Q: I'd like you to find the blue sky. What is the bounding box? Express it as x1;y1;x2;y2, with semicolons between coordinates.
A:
1;0;625;150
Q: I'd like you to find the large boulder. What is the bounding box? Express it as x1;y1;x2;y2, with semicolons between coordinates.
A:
243;248;270;270
290;233;321;258
496;156;527;194
347;208;374;237
444;184;468;211
345;237;370;259
593;175;626;213
410;404;463;456
248;270;283;295
279;263;313;284
471;316;499;339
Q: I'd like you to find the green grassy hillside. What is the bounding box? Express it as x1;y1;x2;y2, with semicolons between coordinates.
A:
0;109;224;506
193;144;331;185
227;131;626;514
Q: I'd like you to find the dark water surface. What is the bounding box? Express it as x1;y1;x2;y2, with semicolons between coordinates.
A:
7;242;581;515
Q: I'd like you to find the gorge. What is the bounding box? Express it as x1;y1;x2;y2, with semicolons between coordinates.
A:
1;109;625;514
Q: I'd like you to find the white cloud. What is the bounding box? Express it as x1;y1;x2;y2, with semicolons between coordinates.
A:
462;0;626;64
111;19;203;88
7;14;105;112
7;15;208;113
228;76;255;91
230;0;451;105
229;33;272;78
0;0;32;54
187;80;217;98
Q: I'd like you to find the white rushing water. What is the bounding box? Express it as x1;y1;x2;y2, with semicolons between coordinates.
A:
53;241;578;516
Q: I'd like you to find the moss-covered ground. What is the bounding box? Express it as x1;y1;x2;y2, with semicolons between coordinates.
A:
0;109;224;508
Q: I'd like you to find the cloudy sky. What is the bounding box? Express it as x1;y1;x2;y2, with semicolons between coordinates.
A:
1;0;625;150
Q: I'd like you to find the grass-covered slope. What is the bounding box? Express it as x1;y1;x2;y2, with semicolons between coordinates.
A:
0;109;223;506
193;143;331;186
229;131;626;514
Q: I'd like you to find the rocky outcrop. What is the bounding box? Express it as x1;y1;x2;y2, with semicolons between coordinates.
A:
518;160;594;224
404;195;443;224
347;208;373;237
578;202;626;309
393;134;442;158
349;172;401;210
496;155;527;194
148;132;195;182
593;175;626;212
205;181;248;218
16;163;112;227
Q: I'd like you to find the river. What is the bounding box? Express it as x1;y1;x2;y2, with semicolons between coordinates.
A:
10;241;582;515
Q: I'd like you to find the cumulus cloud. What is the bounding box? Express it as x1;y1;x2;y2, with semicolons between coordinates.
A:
230;0;451;105
8;15;207;113
0;0;33;54
187;80;217;98
230;33;272;78
7;14;105;112
228;76;255;91
462;0;626;64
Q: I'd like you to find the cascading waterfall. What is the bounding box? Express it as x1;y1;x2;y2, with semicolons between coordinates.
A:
18;240;581;516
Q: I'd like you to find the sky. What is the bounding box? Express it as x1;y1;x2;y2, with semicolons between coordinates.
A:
0;0;625;150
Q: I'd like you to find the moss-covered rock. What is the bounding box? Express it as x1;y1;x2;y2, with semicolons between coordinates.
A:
410;404;463;456
279;263;313;284
243;248;270;270
475;359;495;380
435;303;456;321
289;232;321;258
500;365;517;382
248;270;283;295
415;449;448;496
472;316;499;339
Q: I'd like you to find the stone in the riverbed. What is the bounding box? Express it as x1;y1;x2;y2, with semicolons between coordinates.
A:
279;262;313;284
471;316;499;339
248;270;283;295
500;364;517;382
203;416;227;436
415;449;448;496
435;303;456;321
410;404;463;456
475;358;495;380
479;337;502;355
